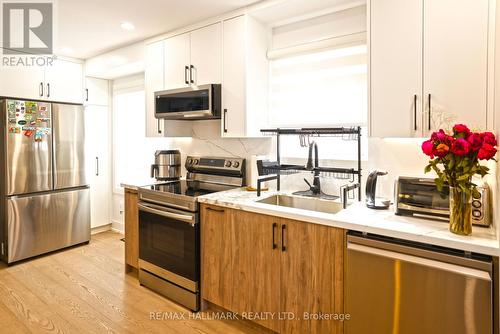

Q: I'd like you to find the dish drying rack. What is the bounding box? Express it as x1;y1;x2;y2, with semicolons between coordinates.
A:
257;127;362;208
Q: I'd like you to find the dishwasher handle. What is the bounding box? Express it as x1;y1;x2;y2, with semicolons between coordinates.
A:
348;242;492;281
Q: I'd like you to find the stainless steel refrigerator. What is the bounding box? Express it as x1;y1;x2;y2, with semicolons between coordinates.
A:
0;99;90;264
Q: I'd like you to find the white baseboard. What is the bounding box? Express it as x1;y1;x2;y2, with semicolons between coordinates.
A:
91;224;112;235
111;219;124;234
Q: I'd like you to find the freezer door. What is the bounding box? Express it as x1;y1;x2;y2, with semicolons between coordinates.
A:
7;188;90;263
345;237;493;334
53;103;87;189
4;100;53;195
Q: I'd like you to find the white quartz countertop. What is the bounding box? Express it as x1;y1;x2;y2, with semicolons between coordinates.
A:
120;178;162;190
197;188;500;256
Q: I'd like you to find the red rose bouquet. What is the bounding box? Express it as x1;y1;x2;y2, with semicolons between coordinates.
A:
422;124;497;235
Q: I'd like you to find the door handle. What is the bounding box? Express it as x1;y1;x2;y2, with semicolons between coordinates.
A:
281;224;286;251
39;82;44;97
184;66;189;85
205;207;225;213
46;83;50;98
157;119;162;134
413;94;417;131
95;157;99;176
272;222;277;249
428;93;431;130
85;88;89;102
190;65;195;84
223;109;228;133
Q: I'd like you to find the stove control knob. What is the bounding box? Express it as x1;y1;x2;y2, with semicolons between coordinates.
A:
187;158;192;165
225;161;232;167
472;200;481;208
232;161;240;168
193;159;199;165
472;210;482;218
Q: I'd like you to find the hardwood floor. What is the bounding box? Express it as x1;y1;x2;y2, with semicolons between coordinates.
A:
0;231;264;334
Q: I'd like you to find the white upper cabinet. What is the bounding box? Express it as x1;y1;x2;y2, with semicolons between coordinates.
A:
370;0;492;137
85;77;109;106
145;40;165;137
0;65;45;100
44;58;84;104
164;23;222;89
370;0;423;138
222;15;269;138
423;0;489;134
164;33;191;90
190;23;222;86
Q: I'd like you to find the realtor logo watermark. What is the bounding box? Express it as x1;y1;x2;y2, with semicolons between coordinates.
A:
1;1;54;66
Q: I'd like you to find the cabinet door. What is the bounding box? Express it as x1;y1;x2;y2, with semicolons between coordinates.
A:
190;23;222;86
85;77;109;106
145;41;164;137
124;188;139;269
222;16;247;137
85;105;110;228
44;59;84;103
0;65;45;100
232;211;281;332
280;220;344;334
200;204;233;309
370;0;423;137
164;33;190;90
424;0;489;132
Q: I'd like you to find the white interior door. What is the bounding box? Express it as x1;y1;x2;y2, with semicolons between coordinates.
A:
85;105;110;228
164;33;191;89
424;0;489;133
370;0;423;138
0;65;45;100
190;23;222;86
44;59;84;104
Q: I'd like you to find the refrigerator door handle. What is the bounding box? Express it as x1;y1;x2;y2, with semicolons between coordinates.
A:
39;82;44;97
95;157;99;176
46;83;50;98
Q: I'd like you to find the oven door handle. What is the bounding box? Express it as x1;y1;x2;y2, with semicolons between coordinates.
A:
138;203;196;225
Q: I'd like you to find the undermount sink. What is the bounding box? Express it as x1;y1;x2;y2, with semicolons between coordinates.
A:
256;194;344;215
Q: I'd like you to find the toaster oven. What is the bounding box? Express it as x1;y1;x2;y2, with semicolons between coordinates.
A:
395;177;491;227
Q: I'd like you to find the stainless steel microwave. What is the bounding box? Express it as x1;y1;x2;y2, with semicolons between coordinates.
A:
154;84;221;120
394;176;491;226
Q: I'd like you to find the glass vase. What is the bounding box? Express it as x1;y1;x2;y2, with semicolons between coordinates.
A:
449;187;473;236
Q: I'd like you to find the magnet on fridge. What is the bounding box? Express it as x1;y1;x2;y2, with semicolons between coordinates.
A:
34;132;42;142
24;130;34;137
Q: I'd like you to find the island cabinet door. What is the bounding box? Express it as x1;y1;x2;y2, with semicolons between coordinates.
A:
231;211;281;332
200;204;234;310
280;219;345;334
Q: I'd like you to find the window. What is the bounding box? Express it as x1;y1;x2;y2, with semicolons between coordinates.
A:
269;44;367;128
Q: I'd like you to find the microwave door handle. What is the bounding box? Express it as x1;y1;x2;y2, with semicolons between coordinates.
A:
138;203;195;225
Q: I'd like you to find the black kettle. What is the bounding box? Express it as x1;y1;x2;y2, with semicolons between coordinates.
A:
365;170;390;209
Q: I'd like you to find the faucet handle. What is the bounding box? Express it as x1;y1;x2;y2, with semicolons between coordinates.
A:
303;178;312;188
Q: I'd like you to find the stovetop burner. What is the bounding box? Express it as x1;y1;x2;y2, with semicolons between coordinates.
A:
144;180;215;197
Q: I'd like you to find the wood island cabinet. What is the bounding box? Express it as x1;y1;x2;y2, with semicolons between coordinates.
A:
200;203;345;334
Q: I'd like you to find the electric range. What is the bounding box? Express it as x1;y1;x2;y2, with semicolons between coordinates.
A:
136;155;246;311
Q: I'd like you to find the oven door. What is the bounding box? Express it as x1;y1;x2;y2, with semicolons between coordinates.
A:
138;201;199;288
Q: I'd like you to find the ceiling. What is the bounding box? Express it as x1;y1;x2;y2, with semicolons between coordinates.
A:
55;0;261;59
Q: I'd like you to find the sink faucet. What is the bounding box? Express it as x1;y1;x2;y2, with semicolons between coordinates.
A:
304;141;321;195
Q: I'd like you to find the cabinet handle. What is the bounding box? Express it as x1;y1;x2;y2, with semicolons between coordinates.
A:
157;119;162;134
413;94;417;131
190;65;195;84
206;207;225;213
184;66;189;85
281;224;286;252
39;82;44;97
428;94;431;130
85;88;89;102
272;223;277;249
46;83;50;98
95;157;99;176
223;109;228;133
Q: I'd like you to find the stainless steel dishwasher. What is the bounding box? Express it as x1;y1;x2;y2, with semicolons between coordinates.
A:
345;232;496;334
